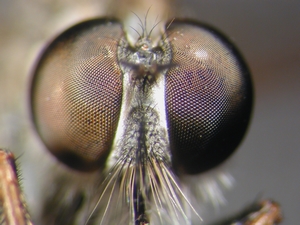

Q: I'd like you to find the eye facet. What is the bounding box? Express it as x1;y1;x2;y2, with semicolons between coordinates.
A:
165;20;253;174
30;19;124;171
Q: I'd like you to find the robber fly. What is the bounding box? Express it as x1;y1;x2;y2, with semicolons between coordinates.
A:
0;0;282;224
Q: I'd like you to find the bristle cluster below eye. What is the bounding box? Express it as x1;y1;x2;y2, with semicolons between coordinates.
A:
86;151;201;225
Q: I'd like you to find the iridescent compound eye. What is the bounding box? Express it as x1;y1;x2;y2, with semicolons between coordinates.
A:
31;19;124;171
165;20;252;174
30;18;252;175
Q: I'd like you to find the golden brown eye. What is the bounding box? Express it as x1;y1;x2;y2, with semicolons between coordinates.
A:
30;19;124;171
165;20;253;174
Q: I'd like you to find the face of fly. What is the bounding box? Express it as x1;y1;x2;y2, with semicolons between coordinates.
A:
27;1;257;224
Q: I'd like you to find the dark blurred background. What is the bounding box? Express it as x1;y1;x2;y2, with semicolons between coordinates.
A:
0;1;299;224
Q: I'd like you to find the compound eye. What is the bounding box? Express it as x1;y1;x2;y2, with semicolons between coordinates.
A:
165;20;253;174
30;19;123;171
